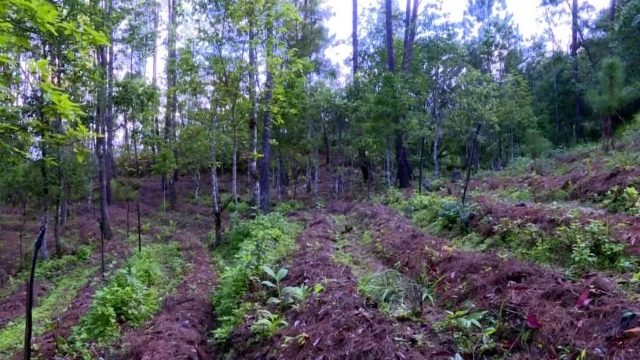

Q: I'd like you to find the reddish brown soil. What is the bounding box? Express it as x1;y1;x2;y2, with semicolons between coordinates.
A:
0;282;48;328
20;240;132;360
472;196;640;257
230;213;434;360
117;232;215;360
351;203;640;358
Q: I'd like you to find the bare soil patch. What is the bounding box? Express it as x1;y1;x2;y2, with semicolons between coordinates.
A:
0;282;48;328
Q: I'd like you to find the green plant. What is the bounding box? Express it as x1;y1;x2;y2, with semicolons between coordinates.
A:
274;199;304;213
66;243;184;350
251;309;288;339
605;151;640;171
602;186;640;215
289;283;323;311
211;213;301;343
261;266;294;309
358;270;422;317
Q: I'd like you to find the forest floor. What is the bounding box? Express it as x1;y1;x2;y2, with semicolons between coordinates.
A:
2;142;640;359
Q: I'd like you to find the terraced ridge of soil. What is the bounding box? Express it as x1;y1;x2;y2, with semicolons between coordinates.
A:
18;240;132;360
230;213;431;360
468;161;640;204
118;230;215;360
0;282;48;329
472;196;640;257
352;203;640;359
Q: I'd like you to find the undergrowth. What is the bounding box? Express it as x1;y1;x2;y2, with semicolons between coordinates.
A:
471;219;637;272
211;213;301;344
0;266;97;357
63;242;186;356
0;244;93;299
384;188;476;235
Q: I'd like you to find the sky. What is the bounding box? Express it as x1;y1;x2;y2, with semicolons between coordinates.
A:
323;0;610;73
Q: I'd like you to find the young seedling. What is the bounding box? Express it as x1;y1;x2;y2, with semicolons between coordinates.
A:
260;266;293;309
251;309;288;338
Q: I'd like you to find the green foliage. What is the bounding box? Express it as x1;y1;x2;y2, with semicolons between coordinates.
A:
261;266;293;309
66;243;185;348
1;244;94;297
358;270;422;317
251;309;288;339
491;218;635;271
211;213;301;343
274;199;305;214
433;306;497;355
0;266;96;357
604;151;640;171
601;186;640;215
387;191;475;234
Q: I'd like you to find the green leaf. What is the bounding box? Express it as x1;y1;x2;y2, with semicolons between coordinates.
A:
261;265;276;279
276;268;288;282
261;280;276;288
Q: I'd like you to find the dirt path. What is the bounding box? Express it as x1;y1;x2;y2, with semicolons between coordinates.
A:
118;230;215;360
352;203;640;359
230;211;432;359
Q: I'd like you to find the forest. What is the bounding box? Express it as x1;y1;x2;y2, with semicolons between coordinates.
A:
2;0;640;358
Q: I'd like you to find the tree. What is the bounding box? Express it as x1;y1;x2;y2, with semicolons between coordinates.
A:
587;57;636;151
164;0;178;210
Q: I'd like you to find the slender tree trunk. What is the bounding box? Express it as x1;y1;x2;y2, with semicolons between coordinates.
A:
260;9;275;214
98;45;113;240
384;0;396;72
352;0;358;75
314;146;319;200
152;0;159;159
571;0;583;141
211;118;222;246
433;119;441;179
232;109;238;207
164;0;178;210
105;0;115;205
19;196;27;269
54;199;61;255
248;25;260;206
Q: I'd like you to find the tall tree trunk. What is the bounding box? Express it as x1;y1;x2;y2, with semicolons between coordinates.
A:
433;119;441;179
54;199;61;255
260;4;275;214
385;0;418;188
248;24;260;206
260;63;274;214
384;0;396;73
105;0;115;205
97;46;113;240
231;107;238;208
152;0;159;159
164;0;178;210
571;0;583;141
352;0;358;75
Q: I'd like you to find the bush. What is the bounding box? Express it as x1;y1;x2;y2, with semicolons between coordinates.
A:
211;213;301;343
274;199;304;214
602;186;640;215
390;192;475;234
